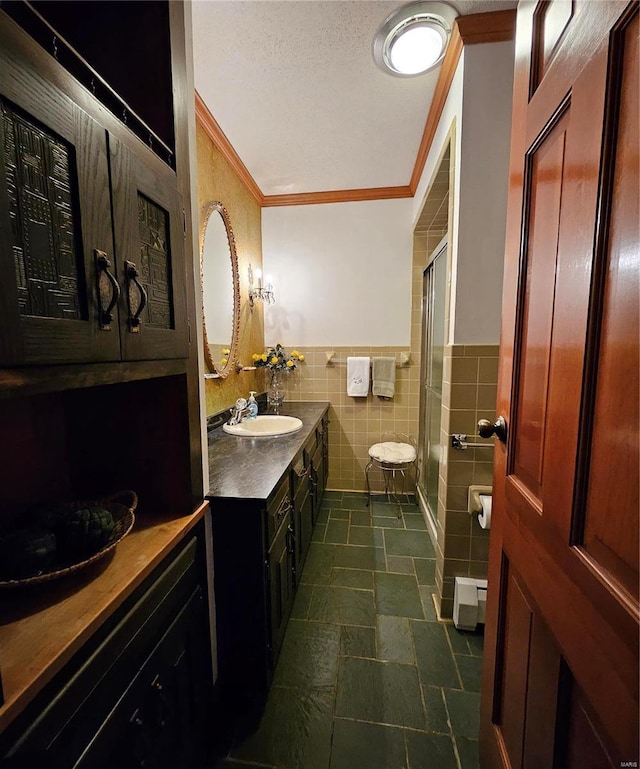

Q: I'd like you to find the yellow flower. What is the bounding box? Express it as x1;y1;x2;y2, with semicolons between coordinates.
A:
291;350;299;358
220;358;228;366
261;354;267;362
298;354;305;362
252;353;260;361
286;360;294;367
222;348;230;355
271;356;279;365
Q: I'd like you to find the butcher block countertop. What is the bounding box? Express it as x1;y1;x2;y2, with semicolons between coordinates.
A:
0;501;209;734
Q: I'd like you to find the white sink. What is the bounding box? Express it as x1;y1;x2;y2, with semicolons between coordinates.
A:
222;414;303;437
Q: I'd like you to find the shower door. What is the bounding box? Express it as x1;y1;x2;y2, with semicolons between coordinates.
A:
418;239;447;526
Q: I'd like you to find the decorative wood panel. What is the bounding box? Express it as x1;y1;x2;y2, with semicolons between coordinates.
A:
561;669;618;769
137;192;173;329
2;99;84;321
494;563;534;769
109;134;188;361
512;111;569;501
531;0;574;93
577;10;639;602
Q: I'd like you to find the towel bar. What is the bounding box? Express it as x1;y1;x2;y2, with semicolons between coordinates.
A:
325;351;411;367
451;434;495;450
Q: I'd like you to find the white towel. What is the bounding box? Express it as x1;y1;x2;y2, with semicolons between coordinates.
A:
372;356;396;398
347;356;370;397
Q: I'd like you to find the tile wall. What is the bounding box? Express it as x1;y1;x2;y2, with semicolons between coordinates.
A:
435;345;498;618
283;347;420;494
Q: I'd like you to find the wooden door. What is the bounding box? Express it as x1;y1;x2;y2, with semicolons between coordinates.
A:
480;2;639;768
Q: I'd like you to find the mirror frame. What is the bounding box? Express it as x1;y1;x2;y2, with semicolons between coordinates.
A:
200;201;241;378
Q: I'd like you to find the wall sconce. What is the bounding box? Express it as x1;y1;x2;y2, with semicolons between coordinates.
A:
248;264;275;307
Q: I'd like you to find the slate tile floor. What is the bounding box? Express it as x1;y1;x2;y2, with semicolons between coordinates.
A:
216;492;483;769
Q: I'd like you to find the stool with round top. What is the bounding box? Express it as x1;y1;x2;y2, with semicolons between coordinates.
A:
365;433;417;515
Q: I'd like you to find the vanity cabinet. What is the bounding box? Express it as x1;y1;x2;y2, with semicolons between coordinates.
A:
207;404;329;729
267;479;296;662
0;10;188;367
310;415;329;522
292;449;314;579
0;522;212;769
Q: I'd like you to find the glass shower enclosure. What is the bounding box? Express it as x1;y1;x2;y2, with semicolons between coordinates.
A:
418;239;447;528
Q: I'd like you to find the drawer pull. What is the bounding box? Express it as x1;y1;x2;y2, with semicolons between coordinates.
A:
276;501;292;521
125;260;148;332
130;708;144;728
95;249;121;330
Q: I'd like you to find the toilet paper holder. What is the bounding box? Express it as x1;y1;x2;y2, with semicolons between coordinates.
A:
468;485;492;514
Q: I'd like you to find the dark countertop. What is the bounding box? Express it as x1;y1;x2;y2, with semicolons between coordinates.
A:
206;401;330;501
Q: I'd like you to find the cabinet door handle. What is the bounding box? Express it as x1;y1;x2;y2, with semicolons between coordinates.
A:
125;260;148;333
95;249;120;330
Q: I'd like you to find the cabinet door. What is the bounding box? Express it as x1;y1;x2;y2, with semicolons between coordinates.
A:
311;441;325;522
73;587;210;769
109;136;188;360
267;512;294;664
0;23;120;366
293;476;313;579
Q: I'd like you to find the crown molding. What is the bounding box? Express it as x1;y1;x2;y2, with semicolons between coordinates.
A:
196;9;516;207
195;90;263;206
457;9;516;45
409;23;463;194
262;185;412;207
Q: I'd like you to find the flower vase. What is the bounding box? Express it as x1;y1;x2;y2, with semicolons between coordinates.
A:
267;369;285;409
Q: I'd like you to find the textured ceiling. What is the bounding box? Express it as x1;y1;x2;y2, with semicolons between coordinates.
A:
192;0;516;197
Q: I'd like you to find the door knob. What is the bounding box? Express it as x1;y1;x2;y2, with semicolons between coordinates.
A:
477;416;508;443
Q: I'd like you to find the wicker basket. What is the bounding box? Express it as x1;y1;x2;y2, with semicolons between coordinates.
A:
0;490;137;588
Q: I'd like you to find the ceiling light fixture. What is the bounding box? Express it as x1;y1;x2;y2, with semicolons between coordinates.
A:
373;1;458;77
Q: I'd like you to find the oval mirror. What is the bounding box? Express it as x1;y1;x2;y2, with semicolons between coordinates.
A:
201;202;240;378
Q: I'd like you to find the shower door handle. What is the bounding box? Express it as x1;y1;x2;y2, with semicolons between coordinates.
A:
477;416;508;444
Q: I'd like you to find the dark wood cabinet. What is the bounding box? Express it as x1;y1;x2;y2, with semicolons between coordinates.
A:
267;505;295;662
208;406;329;730
292;451;313;580
109;136;187;361
0;10;188;367
0;2;209;764
0;525;213;769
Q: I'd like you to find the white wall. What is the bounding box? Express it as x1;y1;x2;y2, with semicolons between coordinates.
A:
261;40;514;351
412;42;514;346
262;198;414;347
454;41;514;344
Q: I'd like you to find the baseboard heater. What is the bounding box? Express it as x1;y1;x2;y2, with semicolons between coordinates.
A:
453;577;487;631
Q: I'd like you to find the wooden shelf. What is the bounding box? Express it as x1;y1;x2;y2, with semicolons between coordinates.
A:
0;501;209;733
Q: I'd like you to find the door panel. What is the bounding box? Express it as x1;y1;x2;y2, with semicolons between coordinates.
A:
513;112;568;499
481;2;639;768
580;12;639;601
109;135;188;361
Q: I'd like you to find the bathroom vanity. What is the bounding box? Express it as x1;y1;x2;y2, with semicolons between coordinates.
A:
207;402;329;722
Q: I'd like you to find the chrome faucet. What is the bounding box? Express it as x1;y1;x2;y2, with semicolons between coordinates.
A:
228;398;250;426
